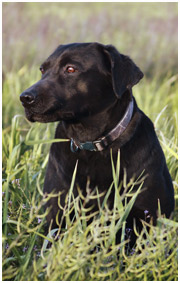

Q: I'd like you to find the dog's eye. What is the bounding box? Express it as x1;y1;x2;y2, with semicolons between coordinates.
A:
66;66;76;73
40;67;45;74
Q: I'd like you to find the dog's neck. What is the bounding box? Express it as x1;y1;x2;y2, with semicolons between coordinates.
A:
62;91;135;149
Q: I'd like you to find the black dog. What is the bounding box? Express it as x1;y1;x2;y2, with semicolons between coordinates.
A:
20;42;174;244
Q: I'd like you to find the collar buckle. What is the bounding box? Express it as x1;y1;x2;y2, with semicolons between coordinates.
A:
70;139;98;152
79;141;97;151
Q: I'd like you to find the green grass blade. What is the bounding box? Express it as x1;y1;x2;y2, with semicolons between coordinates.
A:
25;138;70;145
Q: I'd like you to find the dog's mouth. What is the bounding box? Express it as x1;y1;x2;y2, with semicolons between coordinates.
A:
24;108;46;122
22;99;60;123
21;95;90;124
24;106;76;123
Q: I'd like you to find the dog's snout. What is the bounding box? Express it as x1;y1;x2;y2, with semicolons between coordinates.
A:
20;91;35;106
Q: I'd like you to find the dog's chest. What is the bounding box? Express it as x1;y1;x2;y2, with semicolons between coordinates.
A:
67;151;117;192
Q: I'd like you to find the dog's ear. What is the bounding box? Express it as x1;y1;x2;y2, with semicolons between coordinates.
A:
104;45;144;98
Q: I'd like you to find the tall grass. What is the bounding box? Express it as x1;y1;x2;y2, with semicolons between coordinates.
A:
2;2;178;281
2;74;178;280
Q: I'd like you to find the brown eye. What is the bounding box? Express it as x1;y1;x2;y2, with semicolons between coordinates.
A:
40;67;45;74
66;66;76;73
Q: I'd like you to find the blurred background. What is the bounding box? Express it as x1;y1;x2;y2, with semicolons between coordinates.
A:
2;2;178;126
3;2;177;76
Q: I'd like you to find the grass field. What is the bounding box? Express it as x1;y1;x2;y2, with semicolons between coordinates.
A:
2;2;178;281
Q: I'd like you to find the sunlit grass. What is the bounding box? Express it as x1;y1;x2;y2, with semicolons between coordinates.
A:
2;129;178;280
2;72;178;280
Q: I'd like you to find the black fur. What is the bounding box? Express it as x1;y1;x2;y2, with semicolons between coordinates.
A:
20;42;174;245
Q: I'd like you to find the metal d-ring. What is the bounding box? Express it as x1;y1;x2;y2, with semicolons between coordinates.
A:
70;138;79;153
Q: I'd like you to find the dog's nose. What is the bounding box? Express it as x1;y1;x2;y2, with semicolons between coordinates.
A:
20;91;35;106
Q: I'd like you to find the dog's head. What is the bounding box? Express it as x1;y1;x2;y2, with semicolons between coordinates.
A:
20;42;143;123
